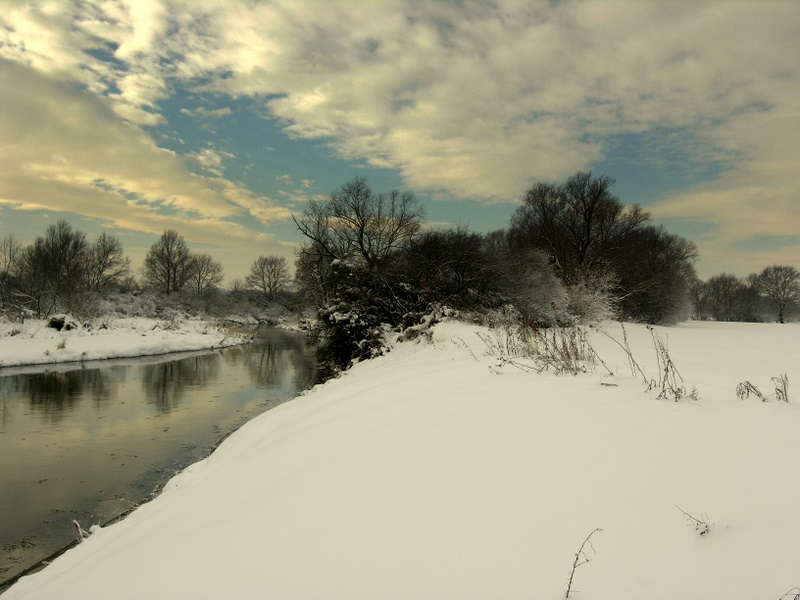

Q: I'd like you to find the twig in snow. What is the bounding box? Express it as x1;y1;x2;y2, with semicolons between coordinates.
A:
736;380;766;401
565;528;603;598
736;375;789;402
773;374;789;402
595;322;649;384
674;505;710;535
649;327;699;402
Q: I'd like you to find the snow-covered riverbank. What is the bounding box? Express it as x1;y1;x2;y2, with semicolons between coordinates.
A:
4;320;800;599
0;316;251;368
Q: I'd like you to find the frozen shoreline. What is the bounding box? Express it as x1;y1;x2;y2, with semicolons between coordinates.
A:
0;316;251;369
4;320;800;599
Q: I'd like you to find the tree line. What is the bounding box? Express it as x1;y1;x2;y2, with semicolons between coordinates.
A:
294;174;798;372
2;173;796;349
0;222;292;318
692;266;800;324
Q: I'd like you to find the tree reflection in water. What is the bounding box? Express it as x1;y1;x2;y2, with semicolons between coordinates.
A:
142;353;221;414
0;368;115;424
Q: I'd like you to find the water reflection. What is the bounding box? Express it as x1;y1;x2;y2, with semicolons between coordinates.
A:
0;327;319;589
142;353;222;414
0;368;117;424
241;327;319;391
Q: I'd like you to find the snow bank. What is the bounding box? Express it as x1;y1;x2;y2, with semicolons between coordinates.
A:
4;321;800;599
0;316;249;368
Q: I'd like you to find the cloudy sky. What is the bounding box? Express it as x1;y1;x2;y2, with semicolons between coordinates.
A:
1;0;798;282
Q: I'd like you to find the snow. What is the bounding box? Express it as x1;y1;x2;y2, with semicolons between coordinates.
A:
0;316;249;368
4;320;800;599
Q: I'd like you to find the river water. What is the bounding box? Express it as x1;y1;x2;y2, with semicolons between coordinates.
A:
0;327;320;588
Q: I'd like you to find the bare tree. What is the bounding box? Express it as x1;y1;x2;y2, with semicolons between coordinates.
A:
293;178;425;371
141;230;195;295
510;173;697;323
189;252;224;293
294;248;334;308
294;176;424;272
246;255;289;303
84;232;131;292
739;272;762;322
613;225;697;324
0;233;21;309
17;221;88;315
758;264;800;323
702;273;743;321
510;172;649;279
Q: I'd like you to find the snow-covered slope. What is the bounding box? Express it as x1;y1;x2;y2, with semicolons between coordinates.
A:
5;320;799;599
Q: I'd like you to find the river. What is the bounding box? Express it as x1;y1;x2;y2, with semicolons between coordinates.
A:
0;326;320;589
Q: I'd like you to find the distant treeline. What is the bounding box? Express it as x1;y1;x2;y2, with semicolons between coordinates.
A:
0;223;294;320
2;172;797;351
692;268;800;324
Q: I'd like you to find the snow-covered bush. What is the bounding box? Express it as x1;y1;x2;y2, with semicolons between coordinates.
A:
562;268;620;325
314;303;391;374
398;304;457;342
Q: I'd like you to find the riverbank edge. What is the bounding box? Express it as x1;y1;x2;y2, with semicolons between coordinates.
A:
0;316;255;370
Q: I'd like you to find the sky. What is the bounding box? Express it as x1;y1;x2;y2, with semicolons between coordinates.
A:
0;0;798;283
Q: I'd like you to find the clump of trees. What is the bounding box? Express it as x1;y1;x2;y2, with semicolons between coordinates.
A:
0;223;297;321
293;177;429;370
507;172;698;324
694;265;799;323
140;230;227;298
292;173;714;373
1;221;132;318
294;175;660;372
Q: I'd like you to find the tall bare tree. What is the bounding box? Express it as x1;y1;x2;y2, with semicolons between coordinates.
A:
246;255;289;303
84;232;131;292
294;176;424;273
293;177;425;371
17;221;88;315
141;230;195;295
189;252;224;293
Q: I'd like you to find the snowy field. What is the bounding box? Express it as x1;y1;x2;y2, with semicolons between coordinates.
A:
4;320;799;599
0;316;249;368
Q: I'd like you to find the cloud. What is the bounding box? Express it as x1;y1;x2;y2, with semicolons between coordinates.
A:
163;1;796;204
652;105;800;276
5;2;797;199
180;106;233;119
1;0;798;276
188;148;236;177
0;58;290;239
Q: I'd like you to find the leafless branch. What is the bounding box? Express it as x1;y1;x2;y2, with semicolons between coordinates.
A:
565;527;603;598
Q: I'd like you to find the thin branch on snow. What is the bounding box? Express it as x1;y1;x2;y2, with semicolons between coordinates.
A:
674;505;710;535
565;527;603;598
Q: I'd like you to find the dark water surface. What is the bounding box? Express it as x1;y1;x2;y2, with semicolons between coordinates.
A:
0;327;319;588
